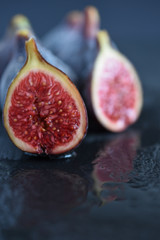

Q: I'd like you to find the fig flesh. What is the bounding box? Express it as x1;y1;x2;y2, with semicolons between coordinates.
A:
90;31;143;132
2;36;87;155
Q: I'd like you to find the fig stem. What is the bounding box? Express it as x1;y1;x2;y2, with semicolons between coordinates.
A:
16;29;32;39
97;30;110;51
7;14;33;37
25;38;42;66
11;15;32;31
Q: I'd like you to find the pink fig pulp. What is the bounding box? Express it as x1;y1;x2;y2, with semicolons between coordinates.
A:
90;31;143;132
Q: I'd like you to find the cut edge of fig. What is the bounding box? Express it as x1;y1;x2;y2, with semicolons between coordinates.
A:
4;38;88;155
91;30;143;132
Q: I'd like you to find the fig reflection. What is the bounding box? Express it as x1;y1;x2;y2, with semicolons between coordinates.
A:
91;132;140;205
11;168;88;226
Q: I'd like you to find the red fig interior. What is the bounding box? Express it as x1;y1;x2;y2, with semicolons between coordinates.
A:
9;71;81;154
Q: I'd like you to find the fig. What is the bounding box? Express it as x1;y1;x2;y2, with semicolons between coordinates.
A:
91;132;140;204
43;6;143;132
42;6;100;85
2;33;87;155
0;14;34;78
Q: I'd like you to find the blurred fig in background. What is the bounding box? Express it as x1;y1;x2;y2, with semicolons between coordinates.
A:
43;6;100;88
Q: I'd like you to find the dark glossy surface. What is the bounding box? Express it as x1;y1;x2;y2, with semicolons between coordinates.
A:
1;40;160;240
1;1;160;239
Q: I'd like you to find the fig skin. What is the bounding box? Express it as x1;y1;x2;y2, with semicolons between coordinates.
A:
43;6;143;132
0;15;77;92
0;31;31;109
2;31;88;155
42;6;99;89
0;14;78;108
0;15;34;78
0;32;77;108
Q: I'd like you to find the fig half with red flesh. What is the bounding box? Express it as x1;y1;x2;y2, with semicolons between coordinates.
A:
90;31;143;132
4;38;88;155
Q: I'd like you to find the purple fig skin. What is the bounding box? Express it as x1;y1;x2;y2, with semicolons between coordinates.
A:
0;16;78;110
0;39;13;78
42;6;100;90
43;6;117;89
0;15;35;79
42;6;118;92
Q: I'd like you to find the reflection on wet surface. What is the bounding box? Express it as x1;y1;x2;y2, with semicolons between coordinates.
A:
1;120;160;239
1;115;160;240
1;37;160;238
12;169;88;226
92;133;139;204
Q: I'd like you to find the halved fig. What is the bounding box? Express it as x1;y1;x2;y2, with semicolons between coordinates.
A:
3;38;88;155
90;31;143;132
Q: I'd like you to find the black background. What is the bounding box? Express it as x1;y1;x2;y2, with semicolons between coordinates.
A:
0;0;159;40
